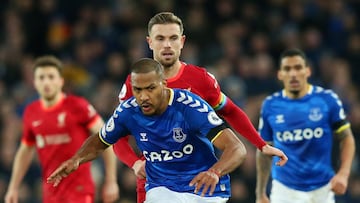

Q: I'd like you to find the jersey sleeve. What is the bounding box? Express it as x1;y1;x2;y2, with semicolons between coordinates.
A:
324;90;350;132
21;107;36;146
118;75;133;103
181;91;225;136
99;104;131;145
258;99;273;142
200;71;225;110
75;97;101;129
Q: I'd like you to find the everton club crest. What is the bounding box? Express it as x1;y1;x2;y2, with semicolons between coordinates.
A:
173;128;187;143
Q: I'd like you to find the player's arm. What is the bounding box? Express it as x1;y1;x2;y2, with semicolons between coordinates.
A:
209;127;247;176
190;126;247;196
204;72;287;162
47;133;108;186
255;106;276;203
331;126;355;195
327;91;355;195
89;118;120;203
255;142;273;203
5;143;35;203
217;96;267;149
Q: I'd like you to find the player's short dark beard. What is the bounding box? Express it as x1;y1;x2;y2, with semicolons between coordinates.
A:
160;58;176;69
162;62;174;69
289;90;300;97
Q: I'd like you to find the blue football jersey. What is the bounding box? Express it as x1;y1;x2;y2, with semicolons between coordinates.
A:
100;88;231;197
259;85;350;191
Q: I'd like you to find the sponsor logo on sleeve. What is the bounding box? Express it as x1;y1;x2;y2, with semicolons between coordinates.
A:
207;111;223;126
105;117;115;132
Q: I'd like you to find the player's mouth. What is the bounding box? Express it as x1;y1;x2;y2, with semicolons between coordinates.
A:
289;80;300;88
43;87;52;93
141;103;152;112
162;51;174;59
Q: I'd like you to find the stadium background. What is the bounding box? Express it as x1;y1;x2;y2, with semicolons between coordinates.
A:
0;0;359;202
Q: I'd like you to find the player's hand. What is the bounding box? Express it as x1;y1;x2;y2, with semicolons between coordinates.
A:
47;158;80;187
256;194;270;203
4;189;18;203
261;144;288;166
189;170;219;196
101;180;120;203
132;159;146;179
330;172;349;195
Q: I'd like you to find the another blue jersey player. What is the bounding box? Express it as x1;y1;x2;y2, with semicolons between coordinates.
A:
255;49;356;203
47;58;250;203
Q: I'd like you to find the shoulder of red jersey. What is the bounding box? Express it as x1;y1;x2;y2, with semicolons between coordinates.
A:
182;63;208;75
24;99;41;112
63;94;89;103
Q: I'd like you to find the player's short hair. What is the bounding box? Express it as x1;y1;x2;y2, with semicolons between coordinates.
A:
280;48;308;67
148;12;184;35
33;55;63;75
131;58;164;79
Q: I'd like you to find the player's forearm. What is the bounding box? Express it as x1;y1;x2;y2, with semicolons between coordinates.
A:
217;98;266;149
74;134;108;164
210;136;247;176
255;149;272;197
8;145;34;190
102;147;117;182
338;129;355;176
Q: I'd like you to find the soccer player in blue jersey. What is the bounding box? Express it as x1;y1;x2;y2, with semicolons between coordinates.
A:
47;58;260;203
255;48;356;203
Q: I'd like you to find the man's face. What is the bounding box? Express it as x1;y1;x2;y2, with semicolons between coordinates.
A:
147;23;185;68
34;66;64;101
131;70;166;116
278;56;311;97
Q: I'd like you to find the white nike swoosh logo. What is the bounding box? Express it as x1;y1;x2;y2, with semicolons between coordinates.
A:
32;120;42;127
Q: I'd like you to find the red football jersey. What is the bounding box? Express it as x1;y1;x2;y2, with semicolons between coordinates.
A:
22;94;101;200
119;62;224;108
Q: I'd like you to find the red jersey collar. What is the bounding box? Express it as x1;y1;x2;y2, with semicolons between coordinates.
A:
166;62;186;83
40;93;66;111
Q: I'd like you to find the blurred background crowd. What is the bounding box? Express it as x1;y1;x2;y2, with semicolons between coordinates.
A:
0;0;359;202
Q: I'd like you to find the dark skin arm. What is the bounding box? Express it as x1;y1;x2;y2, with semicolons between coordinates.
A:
47;134;108;187
331;127;355;195
189;128;247;196
255;142;273;203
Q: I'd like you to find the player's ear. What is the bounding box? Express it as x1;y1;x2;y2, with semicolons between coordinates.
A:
277;69;283;81
147;36;153;50
60;77;65;87
306;65;312;77
180;35;186;48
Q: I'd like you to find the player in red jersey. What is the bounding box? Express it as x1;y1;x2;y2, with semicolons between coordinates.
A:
5;56;119;203
113;12;288;203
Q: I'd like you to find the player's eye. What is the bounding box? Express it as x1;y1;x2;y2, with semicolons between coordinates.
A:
170;35;179;41
156;36;164;41
147;86;155;91
133;88;141;93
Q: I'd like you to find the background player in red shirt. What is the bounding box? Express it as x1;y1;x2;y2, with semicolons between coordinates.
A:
5;56;120;203
113;12;288;203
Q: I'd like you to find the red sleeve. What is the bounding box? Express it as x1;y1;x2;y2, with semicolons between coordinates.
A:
118;75;133;102
112;136;141;168
217;97;266;150
200;71;222;107
74;97;101;128
21;107;36;146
